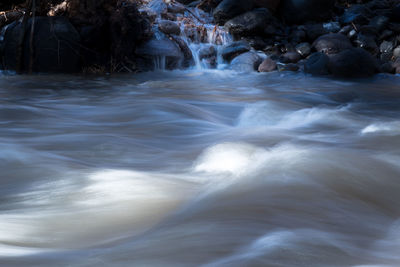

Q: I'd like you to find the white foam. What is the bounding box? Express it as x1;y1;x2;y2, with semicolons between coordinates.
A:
361;121;400;135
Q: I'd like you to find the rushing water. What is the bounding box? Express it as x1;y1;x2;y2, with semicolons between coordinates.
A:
1;70;400;266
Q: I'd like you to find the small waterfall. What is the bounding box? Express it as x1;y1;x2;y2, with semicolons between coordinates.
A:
142;0;233;71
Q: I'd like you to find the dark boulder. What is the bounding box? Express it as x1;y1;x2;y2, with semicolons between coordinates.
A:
224;8;275;36
158;20;181;35
304;52;330;75
213;0;254;25
279;0;335;25
328;48;378;78
312;33;353;55
221;40;251;62
230;51;262;72
1;16;81;73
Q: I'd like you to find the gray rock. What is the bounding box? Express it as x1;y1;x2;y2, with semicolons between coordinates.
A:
323;22;341;33
158;20;181;35
328;48;378;78
380;41;394;54
221;40;251;62
313;33;353;55
258;57;277;72
304;52;330;75
230;51;262;72
295;42;311;57
393;46;400;59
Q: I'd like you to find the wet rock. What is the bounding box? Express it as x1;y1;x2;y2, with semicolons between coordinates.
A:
258;57;277;72
328;48;378;78
380;41;394;54
347;29;357;40
167;2;186;14
313;33;353;55
280;0;335;24
295;42;311;57
393;46;400;59
279;52;301;63
224;8;274;36
221;40;251;62
304;52;330;75
323;22;341;33
277;62;299;72
2;16;81;73
171;36;194;68
213;0;254;25
339;25;352;35
199;45;217;60
230;51;262;72
148;0;168;15
158;20;181;35
340;5;371;25
355;34;378;54
136;38;183;69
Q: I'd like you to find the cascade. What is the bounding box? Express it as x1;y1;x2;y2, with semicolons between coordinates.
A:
140;0;233;70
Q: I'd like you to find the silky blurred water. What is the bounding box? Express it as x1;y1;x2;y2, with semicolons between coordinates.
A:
1;70;400;266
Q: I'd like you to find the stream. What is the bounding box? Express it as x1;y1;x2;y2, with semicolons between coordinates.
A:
1;70;400;266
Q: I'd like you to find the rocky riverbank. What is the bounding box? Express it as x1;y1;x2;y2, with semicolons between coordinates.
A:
1;0;400;78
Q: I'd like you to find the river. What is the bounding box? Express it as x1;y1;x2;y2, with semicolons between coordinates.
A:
1;70;400;266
